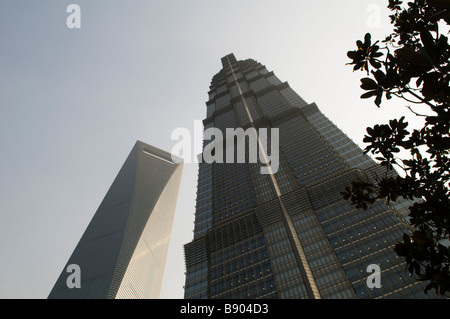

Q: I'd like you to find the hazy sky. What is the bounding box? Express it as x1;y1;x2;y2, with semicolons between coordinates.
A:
0;1;422;299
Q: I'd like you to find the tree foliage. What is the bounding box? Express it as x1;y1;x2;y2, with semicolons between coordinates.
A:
342;0;450;296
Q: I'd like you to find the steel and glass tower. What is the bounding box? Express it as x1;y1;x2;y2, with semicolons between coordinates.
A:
184;53;436;299
49;141;183;299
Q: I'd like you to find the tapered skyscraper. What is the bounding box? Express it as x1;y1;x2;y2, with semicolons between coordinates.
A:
49;141;183;299
184;54;435;299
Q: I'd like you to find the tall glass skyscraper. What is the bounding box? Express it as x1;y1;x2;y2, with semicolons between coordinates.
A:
48;141;183;299
183;54;436;299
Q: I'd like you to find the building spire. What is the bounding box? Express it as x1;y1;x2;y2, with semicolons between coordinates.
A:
221;53;237;68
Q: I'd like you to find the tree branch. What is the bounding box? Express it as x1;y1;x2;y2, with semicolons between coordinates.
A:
406;105;429;117
404;87;438;109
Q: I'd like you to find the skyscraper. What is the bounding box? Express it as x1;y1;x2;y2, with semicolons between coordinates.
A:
48;141;183;299
184;53;435;299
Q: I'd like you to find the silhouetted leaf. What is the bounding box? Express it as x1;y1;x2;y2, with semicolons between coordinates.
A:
372;52;384;58
422;72;440;100
373;70;387;86
395;48;430;65
370;58;382;69
361;91;378;99
354;61;365;71
375;92;383;106
361;78;379;90
364;33;372;47
421;29;435;58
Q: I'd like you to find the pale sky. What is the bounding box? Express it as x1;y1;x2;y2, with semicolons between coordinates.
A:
0;1;422;299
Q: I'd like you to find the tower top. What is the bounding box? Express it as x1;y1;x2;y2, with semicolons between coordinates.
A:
221;53;237;68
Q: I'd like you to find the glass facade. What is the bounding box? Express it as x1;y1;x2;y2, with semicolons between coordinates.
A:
184;54;438;299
